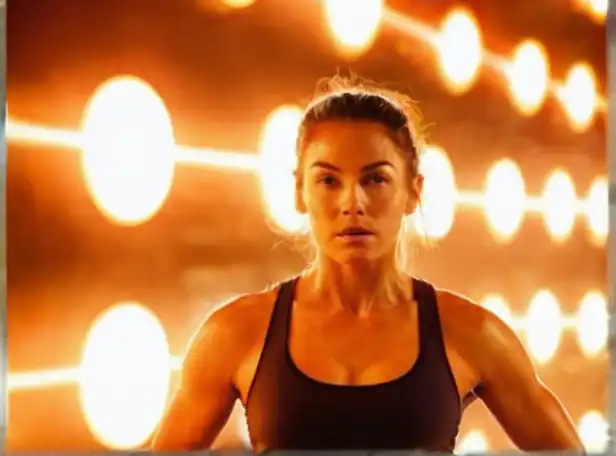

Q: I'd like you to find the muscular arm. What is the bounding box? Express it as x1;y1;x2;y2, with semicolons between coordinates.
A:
151;301;245;450
442;292;584;451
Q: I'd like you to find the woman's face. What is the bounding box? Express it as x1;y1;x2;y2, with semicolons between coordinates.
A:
297;121;422;265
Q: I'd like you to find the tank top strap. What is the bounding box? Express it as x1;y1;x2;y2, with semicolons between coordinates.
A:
412;278;449;361
261;277;298;359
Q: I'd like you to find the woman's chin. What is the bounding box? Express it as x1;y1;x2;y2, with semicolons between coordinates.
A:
334;249;380;265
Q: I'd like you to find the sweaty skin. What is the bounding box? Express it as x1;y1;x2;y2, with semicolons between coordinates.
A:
154;110;582;451
151;287;584;451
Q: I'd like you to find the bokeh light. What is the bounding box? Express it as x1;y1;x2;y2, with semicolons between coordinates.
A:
79;303;172;449
577;411;609;452
525;290;562;364
585;176;608;245
541;170;576;242
484;159;526;242
508;40;549;116
457;430;489;454
437;8;482;94
577;0;609;22
80;76;176;225
558;63;597;132
221;0;256;8
324;0;384;58
576;291;608;357
258;105;308;234
412;146;457;239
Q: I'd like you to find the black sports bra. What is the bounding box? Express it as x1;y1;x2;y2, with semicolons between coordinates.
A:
243;277;461;451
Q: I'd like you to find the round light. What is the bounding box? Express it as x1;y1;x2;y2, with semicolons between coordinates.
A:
576;291;608;357
541;170;576;242
257;105;308;234
578;411;609;452
80;76;176;225
525;290;562;364
412;146;457;239
79;303;172;449
484;159;526;242
585;0;608;22
559;63;597;132
508;40;549;116
324;0;384;58
437;8;483;94
457;430;489;454
585;176;608;245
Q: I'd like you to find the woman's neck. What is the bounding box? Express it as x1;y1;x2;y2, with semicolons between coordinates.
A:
302;254;411;317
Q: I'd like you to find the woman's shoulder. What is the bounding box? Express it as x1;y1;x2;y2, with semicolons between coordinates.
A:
435;288;489;325
435;288;528;367
207;285;280;332
189;279;291;355
434;288;509;331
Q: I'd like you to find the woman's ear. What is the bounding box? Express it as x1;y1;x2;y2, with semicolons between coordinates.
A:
405;174;423;214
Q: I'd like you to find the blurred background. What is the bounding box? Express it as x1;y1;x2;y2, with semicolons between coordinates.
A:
5;0;609;452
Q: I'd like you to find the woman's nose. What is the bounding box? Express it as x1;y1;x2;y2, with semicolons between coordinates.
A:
340;184;366;216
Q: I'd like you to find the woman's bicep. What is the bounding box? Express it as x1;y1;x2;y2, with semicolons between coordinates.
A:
474;311;582;450
439;291;583;451
151;367;236;450
151;304;244;451
478;377;582;451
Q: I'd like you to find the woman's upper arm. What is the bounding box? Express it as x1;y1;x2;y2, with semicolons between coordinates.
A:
151;297;252;451
441;292;584;451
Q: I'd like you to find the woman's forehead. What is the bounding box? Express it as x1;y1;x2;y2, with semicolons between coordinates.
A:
302;121;404;170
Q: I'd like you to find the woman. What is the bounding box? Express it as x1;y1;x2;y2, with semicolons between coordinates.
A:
152;76;584;452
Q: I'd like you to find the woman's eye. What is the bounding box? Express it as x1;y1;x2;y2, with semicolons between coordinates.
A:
365;174;388;185
319;176;337;186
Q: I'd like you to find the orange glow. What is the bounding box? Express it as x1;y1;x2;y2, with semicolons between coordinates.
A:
80;76;176;226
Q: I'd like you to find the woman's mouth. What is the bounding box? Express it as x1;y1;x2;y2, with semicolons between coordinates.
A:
337;227;375;239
